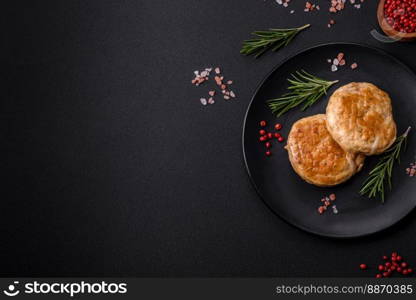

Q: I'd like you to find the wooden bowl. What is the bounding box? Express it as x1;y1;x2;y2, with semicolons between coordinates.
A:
377;0;416;41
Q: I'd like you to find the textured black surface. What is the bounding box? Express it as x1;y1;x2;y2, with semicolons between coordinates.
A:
3;0;416;277
243;43;416;238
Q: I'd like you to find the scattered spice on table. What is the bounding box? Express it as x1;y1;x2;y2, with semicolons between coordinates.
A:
191;68;211;86
329;0;364;12
360;252;413;277
200;98;208;106
327;0;365;28
272;0;365;12
406;161;416;177
317;193;337;215
350;0;365;9
191;67;236;106
275;0;291;8
327;19;336;28
267;0;366;30
304;2;320;12
258;121;285;157
329;0;346;13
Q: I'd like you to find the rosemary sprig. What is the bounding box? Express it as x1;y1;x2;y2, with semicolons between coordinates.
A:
267;70;339;117
360;127;411;203
240;24;310;58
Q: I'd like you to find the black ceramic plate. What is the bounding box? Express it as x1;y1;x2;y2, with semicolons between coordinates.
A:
243;43;416;238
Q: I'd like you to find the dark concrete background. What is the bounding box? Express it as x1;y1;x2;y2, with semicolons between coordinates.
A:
3;0;416;276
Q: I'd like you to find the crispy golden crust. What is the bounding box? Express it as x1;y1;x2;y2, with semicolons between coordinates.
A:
326;82;397;155
286;114;365;187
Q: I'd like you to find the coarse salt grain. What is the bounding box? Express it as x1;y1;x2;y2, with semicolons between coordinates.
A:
329;0;364;14
214;76;221;85
192;66;236;106
330;0;346;13
328;19;336;28
275;0;291;8
406;162;416;177
328;53;350;72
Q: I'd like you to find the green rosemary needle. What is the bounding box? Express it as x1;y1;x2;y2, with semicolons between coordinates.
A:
360;126;411;203
267;70;339;117
240;24;310;58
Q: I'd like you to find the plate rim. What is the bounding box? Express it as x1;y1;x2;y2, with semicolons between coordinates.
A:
242;41;416;238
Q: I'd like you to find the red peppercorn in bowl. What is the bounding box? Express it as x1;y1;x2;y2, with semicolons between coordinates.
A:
377;0;416;41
